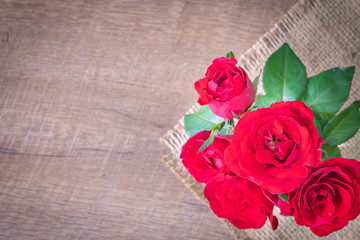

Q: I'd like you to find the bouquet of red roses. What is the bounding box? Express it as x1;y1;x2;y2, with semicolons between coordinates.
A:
180;43;360;237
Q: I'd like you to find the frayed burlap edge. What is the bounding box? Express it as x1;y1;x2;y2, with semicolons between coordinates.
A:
161;0;360;239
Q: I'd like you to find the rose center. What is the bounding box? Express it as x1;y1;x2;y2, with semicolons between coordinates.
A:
264;133;297;163
202;149;224;170
265;134;280;153
268;137;280;153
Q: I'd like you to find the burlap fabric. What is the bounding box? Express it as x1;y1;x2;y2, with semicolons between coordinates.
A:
161;0;360;239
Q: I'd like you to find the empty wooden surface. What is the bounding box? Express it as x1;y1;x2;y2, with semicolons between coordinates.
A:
0;1;298;239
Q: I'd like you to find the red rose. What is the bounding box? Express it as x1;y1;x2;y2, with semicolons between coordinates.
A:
289;158;360;237
180;131;232;183
195;57;255;119
204;173;278;230
224;101;322;194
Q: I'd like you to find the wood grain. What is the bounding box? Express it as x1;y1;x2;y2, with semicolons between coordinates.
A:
0;0;297;239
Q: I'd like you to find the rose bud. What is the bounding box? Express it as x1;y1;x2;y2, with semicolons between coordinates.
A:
180;131;232;183
204;173;278;230
224;101;323;194
195;57;255;119
289;158;360;237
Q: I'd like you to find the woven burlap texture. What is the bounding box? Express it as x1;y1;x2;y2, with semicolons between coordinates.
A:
161;0;360;239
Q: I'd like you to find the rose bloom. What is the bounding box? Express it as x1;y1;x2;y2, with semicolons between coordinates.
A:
195;57;255;119
180;131;232;183
224;101;322;194
289;158;360;237
204;173;278;230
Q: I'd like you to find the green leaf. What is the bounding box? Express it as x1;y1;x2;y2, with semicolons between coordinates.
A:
255;95;273;109
184;105;223;137
198;130;218;152
312;108;328;135
313;117;322;136
302;67;355;119
219;120;233;135
279;193;288;202
321;144;341;161
262;43;307;102
322;101;360;146
252;70;262;94
226;51;235;58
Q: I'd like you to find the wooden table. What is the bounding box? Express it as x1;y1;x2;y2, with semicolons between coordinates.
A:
0;1;297;239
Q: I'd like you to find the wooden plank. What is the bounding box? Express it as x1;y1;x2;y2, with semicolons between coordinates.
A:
0;0;297;239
